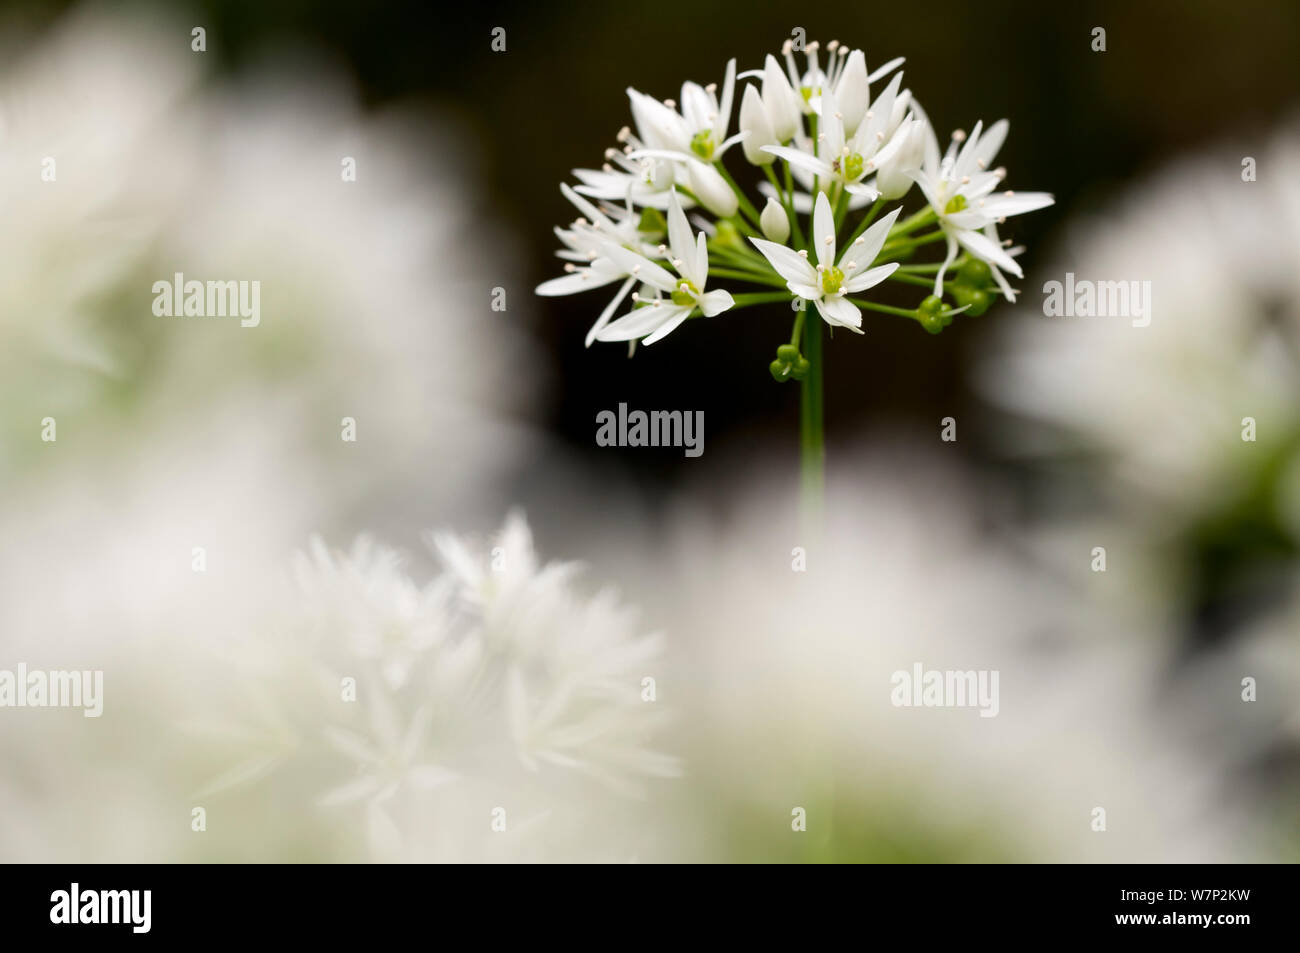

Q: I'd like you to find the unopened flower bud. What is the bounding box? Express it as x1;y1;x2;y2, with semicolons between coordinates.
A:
762;54;800;143
687;161;739;218
739;85;777;165
760;197;790;243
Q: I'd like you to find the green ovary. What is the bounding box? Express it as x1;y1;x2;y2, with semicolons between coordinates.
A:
944;193;968;214
690;130;715;160
671;280;699;306
820;266;845;295
832;153;865;181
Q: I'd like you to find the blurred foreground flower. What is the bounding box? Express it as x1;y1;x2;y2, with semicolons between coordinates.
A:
0;7;540;862
190;513;678;861
643;452;1272;861
974;125;1300;829
979;125;1300;637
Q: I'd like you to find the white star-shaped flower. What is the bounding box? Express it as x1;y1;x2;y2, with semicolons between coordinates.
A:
749;191;900;331
593;191;735;345
911;119;1054;299
763;73;912;201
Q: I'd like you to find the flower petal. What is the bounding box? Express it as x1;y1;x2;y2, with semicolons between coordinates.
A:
597;241;678;293
749;236;817;285
666;191;694;279
585;276;636;347
762;145;830;179
955;227;1023;277
843;261;898;293
840;206;902;272
978;191;1055;218
814;295;863;331
597;304;692;343
641;306;695;344
697;288;734;317
813;191;836;267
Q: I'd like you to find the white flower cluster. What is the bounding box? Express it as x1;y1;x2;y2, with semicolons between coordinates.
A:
199;513;678;860
538;39;1054;351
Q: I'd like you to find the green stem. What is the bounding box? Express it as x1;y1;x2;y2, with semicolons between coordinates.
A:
782;160;805;249
762;163;789;208
708;266;788;287
801;309;824;532
847;298;919;319
726;214;761;239
887;205;937;237
886;272;945;289
832;184;849;234
880;230;946;258
843;197;884;247
729;292;793;307
715;162;762;229
709;242;769;272
808;115;820;217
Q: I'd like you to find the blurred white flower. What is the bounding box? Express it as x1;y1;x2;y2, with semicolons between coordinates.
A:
980;125;1300;528
197;512;677;860
0;8;541;862
640;449;1266;861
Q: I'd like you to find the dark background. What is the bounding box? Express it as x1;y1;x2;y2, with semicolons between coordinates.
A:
10;0;1300;495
